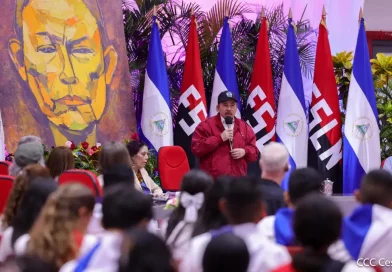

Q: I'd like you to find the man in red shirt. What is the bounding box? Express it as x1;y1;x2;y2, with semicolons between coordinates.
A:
191;91;258;178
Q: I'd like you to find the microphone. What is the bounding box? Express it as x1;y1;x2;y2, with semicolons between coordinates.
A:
224;116;233;150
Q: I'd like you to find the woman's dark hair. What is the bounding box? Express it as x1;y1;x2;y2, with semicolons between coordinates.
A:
0;254;57;272
126;140;148;157
292;193;343;272
165;170;213;239
203;233;250;272
192;176;232;237
98;142;132;173
11;177;58;246
46;146;75;178
119;229;175;272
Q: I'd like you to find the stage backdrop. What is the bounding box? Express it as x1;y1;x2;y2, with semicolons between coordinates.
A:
0;0;136;151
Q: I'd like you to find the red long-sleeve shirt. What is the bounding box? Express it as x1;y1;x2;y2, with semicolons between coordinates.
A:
191;114;258;178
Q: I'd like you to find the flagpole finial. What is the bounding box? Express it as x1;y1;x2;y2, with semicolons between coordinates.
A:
225;7;229;17
359;7;363;19
261;7;265;18
191;7;194;16
322;5;326;16
153;5;157;16
288;8;293;19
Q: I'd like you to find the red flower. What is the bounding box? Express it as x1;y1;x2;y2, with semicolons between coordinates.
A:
70;143;76;150
81;142;89;149
131;133;139;141
91;146;98;151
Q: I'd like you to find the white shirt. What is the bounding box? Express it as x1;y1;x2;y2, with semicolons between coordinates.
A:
0;227;14;262
180;223;291;272
60;232;122;272
257;215;352;263
166;221;195;262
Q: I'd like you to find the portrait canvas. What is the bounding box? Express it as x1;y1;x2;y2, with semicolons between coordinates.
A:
0;0;136;151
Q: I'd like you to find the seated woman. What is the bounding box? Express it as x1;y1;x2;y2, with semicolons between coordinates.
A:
46;146;75;180
126;140;163;195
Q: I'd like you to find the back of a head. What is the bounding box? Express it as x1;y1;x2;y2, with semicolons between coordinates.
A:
192;176;231;237
0;255;56;272
14;142;44;169
260;142;289;172
46;146;75;178
360;169;392;207
119;229;175;272
288;168;323;205
180;170;213;195
18;135;42;146
203;233;250;272
103;164;135;190
293;194;342;271
27;183;96;269
102;184;152;230
2;164;51;229
225;177;264;224
98;142;131;173
12;177;58;246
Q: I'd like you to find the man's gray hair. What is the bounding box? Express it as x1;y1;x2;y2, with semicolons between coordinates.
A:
260;142;289;172
9;135;43;176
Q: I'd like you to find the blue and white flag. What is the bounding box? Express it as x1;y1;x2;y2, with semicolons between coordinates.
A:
209;17;241;118
140;18;173;151
276;18;308;190
343;18;380;194
343;204;392;261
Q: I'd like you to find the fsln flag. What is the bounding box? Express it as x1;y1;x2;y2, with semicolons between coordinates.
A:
140;17;173;151
245;15;276;153
209;17;241;118
0;110;4;160
308;14;343;193
276;14;308;190
343;16;381;194
174;15;207;168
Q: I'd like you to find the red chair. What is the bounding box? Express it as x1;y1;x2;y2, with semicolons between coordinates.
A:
0;175;14;214
0;161;11;176
58;170;103;197
158;146;190;191
286;246;303;257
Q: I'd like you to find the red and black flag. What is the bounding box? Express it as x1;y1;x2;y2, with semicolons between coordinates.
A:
245;12;276;152
308;9;343;193
174;15;207;168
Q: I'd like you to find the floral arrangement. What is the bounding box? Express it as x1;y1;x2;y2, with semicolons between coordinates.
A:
164;196;179;210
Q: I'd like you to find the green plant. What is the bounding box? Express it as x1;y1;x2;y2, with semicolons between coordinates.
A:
332;51;353;115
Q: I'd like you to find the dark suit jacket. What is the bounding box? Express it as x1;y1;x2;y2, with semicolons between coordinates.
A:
259;178;285;215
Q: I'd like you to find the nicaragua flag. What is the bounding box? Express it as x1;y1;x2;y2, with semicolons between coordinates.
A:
276;15;308;190
140;17;173;151
342;204;392;262
343;17;381;194
209;17;241;118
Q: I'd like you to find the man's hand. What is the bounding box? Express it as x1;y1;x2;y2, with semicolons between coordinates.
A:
231;148;245;159
221;129;233;142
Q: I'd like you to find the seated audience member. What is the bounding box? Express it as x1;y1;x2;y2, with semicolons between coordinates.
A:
0;176;56;262
180;177;291;272
165;170;213;261
203;233;250;272
8;142;45;176
46;146;75;180
60;184;153;272
0;255;57;272
191;176;232;237
119;229;176;272
258;167;323;246
127;139;163;195
87;164;136;234
26;184;96;270
1;165;50;231
273;194;376;272
97;141;133;187
337;170;392;272
8;136;42;176
259;142;290;215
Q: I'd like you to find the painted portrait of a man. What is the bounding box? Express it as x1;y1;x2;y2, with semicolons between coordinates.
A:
1;0;135;151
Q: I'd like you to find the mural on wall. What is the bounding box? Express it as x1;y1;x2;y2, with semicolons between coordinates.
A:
0;0;136;151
